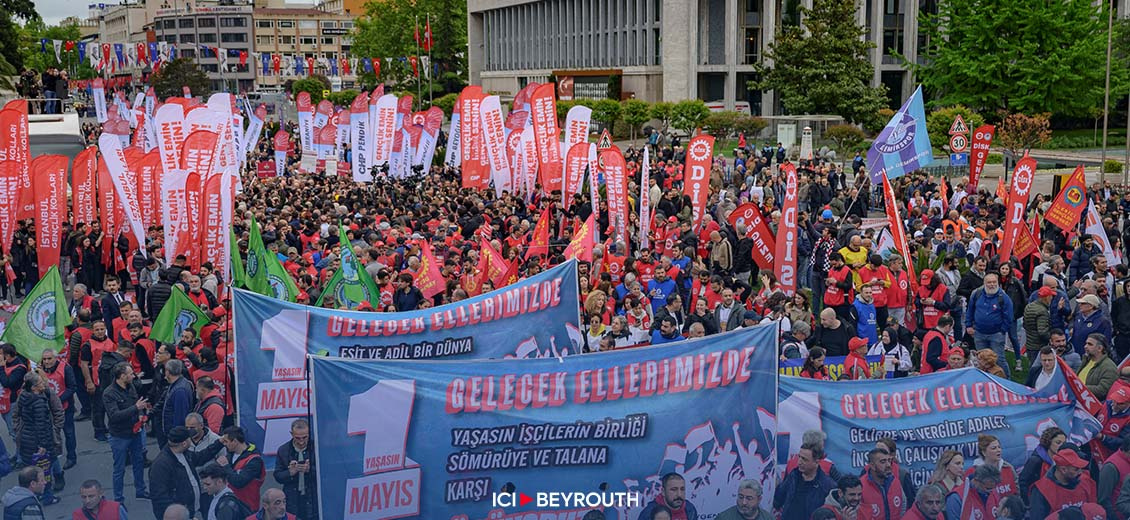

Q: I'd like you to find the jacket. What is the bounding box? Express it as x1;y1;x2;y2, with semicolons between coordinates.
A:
773;467;836;520
1081;354;1119;400
102;380;142;438
1;487;44;520
273;439;317;519
208;490;252;520
161;376;195;436
820;488;857;519
1070;243;1102;282
1071;308;1114;356
12;390;60;461
1022;299;1052;355
146;279;173;320
149;446;200;518
964;288;1015;337
714;301;745;332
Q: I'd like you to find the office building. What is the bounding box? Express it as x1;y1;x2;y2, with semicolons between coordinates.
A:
153;2;256;92
252;6;358;90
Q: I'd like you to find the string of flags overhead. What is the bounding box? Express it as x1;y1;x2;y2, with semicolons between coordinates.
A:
40;38;435;79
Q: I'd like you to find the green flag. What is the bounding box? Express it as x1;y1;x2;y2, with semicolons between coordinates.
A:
316;222;382;309
264;250;300;302
1;266;72;361
231;227;246;289
246;216;268;295
150;286;210;344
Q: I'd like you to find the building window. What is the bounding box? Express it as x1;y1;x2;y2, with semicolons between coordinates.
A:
162;19;176;29
279;35;295;44
341;21;353;29
233;64;249;73
178;18;194;28
222;33;247;43
278;20;294;28
744;0;759;13
743;26;759;64
180;49;195;58
883;28;904;58
221;17;247;27
180;33;195;43
321;21;336;28
298;20;317;29
199;33;217;43
256;35;274;45
321;37;334;45
198;17;216;27
256;20;273;28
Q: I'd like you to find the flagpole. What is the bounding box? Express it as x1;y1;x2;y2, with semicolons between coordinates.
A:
415;14;422;110
427;13;433;106
1101;0;1114;186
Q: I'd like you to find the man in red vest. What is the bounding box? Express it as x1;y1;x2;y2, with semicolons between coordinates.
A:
1029;449;1097;520
824;253;855;323
79;320;115;441
198;426;265;511
945;464;1002;520
74;479;127;519
1099;436;1130;519
1095;385;1130;462
859;447;906;520
902;484;944;520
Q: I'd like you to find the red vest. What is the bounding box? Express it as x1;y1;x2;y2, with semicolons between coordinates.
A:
1045;503;1107;520
1095;402;1130;461
0;363;19;413
67;327;93;359
920;330;949;375
901;504;942;520
42;362;69;410
129;337;155;376
843;352;871;380
859;469;906;520
1034;472;1096;513
888;270;909;309
71;499;122;520
953;478;1002;520
963;462;1018;497
824;266;854;307
917;285;948;329
87;336;115;387
231;451;265;511
1106;450;1130;513
859;265;892;307
193;364;232;411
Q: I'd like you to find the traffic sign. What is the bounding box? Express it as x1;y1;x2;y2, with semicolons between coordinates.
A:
950;153;969;166
949;134;968;153
949;115;969;135
597;129;613;150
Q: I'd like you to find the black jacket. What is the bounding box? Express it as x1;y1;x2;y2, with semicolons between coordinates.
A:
149;446;199;518
274;439;318;519
13;391;56;460
209;491;252;520
102;380;142;438
97;351;129;391
146;280;173;320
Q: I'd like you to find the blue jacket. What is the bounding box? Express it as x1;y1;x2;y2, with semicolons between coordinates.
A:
853;299;878;345
773;467;835;520
162;375;195;435
1070;307;1114;355
964;288;1015;337
651;329;682;345
647;278;678;314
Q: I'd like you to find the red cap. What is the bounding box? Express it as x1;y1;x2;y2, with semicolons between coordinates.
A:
1052;450;1088;469
357;301;374;311
1112;386;1130;404
848;337;869;351
1037;286;1057;298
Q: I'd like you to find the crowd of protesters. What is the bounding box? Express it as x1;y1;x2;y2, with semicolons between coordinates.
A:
1;97;1130;519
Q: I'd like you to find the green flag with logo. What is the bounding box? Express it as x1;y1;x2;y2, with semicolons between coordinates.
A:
1;266;72;361
263;248;300;302
150;285;211;344
246;216;269;295
231;227;247;289
316;222;382;309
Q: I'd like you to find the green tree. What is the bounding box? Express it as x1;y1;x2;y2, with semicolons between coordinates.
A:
650;101;675;134
150;58;211;100
18;20;95;79
702;111;743;138
733;116;768;138
751;0;887;126
910;0;1116;117
292;77;331;104
621;99;651;141
1;0;38;88
671;100;711;136
997;112;1052;159
925;106;986;147
352;0;467;95
325;90;361;106
555;99;575;123
591;99;622;131
824;124;867;154
432;92;458;116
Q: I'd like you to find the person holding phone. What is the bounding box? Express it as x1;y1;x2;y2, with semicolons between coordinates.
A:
102;362;151;503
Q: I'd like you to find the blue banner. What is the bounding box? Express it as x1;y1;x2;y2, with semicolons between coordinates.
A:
310;324;779;520
778;367;1100;489
867;85;934;183
235;260;581;464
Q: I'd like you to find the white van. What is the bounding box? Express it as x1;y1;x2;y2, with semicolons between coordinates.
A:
27;112;87;165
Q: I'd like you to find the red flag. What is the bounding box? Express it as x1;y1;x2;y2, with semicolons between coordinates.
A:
414;24;421;47
727;203;775;270
414;240;446;299
136;150;162;229
97;155;119;267
458;87;489;190
938;177;949;212
1013;216;1040;259
479;238;510;288
995;176;1007;201
682;134;715;231
0;162;17;255
272;54;281;75
371;58;381;77
565;213;596;262
601;147;630;245
200;174;224;272
562;142;589;210
529;83;563;192
967;125;995;193
775;163;799;295
71;146;99;227
305;57;314;76
178;130;219;266
424;20;434;52
1058;357;1103;417
1044;165;1087;231
525;207;551;259
1;101;31;223
998;155;1037;260
409;55;419;77
501;258;519;287
30;155;66;278
882;174;917;295
239;51;247;66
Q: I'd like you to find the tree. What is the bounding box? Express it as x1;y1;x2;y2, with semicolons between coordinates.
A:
911;0;1117;118
671;100;711;136
751;0;888;127
432;92;458;116
591;99;622;131
733;116;768;138
650;102;675;134
925;106;986;148
555;99;575;123
291;77;331;103
702;111;741;139
824;124;867;154
1;0;38;88
352;0;467;95
621;99;651;141
997;112;1052;159
18;20;95;80
151;58;211;100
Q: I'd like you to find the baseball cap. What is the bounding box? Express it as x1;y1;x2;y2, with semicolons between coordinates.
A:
1037;286;1057;298
821;209;833;220
913;230;924;238
668;216;678;223
848;337;869;351
167;426;192;444
1076;294;1103;307
1052;450;1088;469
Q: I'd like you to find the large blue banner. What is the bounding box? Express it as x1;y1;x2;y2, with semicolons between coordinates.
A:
310;324;779;520
235;260;581;464
778;367;1101;488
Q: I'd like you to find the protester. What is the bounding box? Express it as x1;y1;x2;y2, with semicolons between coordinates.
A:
2;467;46;518
199;464;252;520
149;426;200;519
103;362;149;503
945;464;1002;520
715;479;770;520
637;473;697;520
818;475;861;519
1027;449;1097;520
73;479;126;520
272;419;316;520
772;443;834;520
